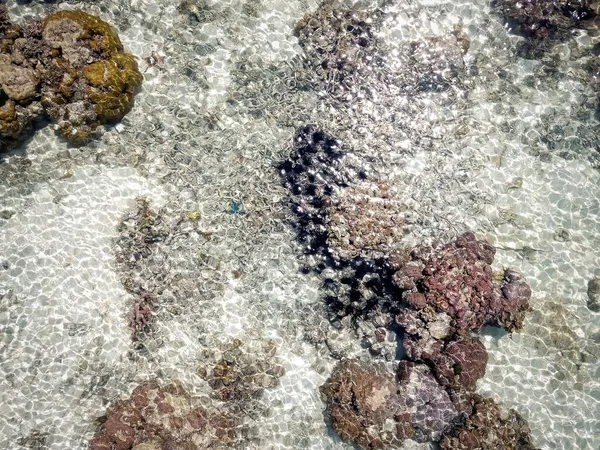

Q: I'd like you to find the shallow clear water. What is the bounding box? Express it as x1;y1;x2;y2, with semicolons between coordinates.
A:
0;0;599;449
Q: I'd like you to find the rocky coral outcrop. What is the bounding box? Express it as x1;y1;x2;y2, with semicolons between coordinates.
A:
431;338;488;391
405;33;467;94
320;358;507;448
393;232;532;335
396;362;458;442
41;10;142;143
320;360;412;449
115;199;166;341
439;394;539;450
89;381;235;450
293;0;382;99
197;338;286;416
0;7;141;150
492;0;598;57
324;181;411;261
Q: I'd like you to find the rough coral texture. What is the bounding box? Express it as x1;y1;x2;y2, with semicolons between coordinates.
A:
405;34;467;94
432;338;488;391
396;362;458;442
319;360;412;450
115;199;166;341
89;381;235;450
439;394;539;450
198;338;286;416
321;351;536;448
492;0;597;57
293;0;383;99
41;10;142;143
324;181;411;261
393;232;532;335
293;0;468;103
0;7;141;150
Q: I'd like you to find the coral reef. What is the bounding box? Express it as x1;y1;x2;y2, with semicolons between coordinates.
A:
393;232;532;335
320;357;519;448
319;360;411;449
405;33;467;94
198;339;286;416
41;10;142;143
324;181;410;261
396;362;458;442
439;394;539;450
293;0;467;103
128;289;158;339
492;0;597;57
293;0;382;99
0;7;141;150
430;338;488;391
321;351;536;449
89;381;236;450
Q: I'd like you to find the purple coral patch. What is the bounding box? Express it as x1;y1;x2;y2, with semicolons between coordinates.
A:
393;232;531;335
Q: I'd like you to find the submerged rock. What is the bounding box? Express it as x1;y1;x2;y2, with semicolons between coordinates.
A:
439;394;539;450
588;277;600;312
324;181;410;261
199;338;286;414
115;199;166;341
89;381;235;450
0;7;141;150
431;338;488;391
397;362;458;442
41;10;142;144
321;355;537;449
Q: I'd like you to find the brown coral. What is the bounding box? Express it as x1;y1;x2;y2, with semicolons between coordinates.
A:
393;232;532;335
0;8;142;150
41;10;142;144
320;360;411;449
439;394;539;450
89;381;236;450
324;182;409;261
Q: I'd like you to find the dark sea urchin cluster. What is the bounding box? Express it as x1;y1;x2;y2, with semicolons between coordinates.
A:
280;128;537;448
0;6;141;151
278;2;541;448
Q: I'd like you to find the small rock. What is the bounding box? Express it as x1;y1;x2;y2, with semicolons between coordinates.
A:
588;278;600;312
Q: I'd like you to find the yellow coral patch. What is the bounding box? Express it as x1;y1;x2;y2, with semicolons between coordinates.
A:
42;10;123;56
82;53;142;122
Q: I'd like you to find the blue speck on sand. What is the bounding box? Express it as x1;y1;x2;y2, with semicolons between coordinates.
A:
227;200;245;214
